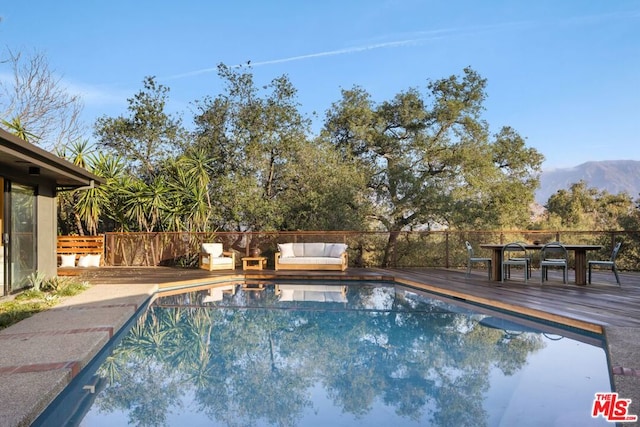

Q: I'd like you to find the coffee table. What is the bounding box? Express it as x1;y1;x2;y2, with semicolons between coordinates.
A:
242;256;267;271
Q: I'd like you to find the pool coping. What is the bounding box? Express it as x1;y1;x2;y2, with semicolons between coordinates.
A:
1;273;638;427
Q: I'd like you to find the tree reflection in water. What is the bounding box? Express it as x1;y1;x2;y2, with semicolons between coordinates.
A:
92;284;549;426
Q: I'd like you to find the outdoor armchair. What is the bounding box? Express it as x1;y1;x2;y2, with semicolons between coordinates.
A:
199;243;236;271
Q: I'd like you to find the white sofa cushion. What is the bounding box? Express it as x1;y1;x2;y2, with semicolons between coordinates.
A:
292;243;305;257
277;256;343;265
278;243;295;258
202;243;223;257
327;243;348;258
278;285;347;302
304;243;326;257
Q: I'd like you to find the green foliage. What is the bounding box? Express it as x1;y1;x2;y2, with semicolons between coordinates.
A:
26;271;47;291
59;66;548;240
191;64;368;232
1;116;40;142
543;181;635;230
55;280;89;297
0;301;46;329
94;76;184;178
321;67;543;265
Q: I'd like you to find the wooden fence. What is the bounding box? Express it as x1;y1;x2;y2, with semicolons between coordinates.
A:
88;230;640;270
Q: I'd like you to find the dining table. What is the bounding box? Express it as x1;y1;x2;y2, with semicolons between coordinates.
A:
479;243;603;285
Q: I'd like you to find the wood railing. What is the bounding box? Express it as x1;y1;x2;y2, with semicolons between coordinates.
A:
83;230;640;270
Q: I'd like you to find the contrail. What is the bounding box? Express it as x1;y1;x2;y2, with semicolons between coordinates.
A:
165;9;638;81
164;34;447;80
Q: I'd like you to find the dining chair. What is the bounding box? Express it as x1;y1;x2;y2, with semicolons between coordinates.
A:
588;242;622;286
465;241;492;279
540;242;568;284
501;242;530;283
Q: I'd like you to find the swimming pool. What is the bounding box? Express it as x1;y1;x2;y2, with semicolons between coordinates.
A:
34;281;611;426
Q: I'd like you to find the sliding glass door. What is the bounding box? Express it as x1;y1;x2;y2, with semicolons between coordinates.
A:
9;183;36;292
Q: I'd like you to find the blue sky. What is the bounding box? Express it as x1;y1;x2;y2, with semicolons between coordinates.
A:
1;1;639;170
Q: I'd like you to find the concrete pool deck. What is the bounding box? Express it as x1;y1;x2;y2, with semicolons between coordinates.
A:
0;268;639;426
0;283;158;427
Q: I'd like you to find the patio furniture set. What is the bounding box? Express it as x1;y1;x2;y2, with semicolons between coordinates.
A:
466;241;622;286
198;241;349;272
56;237;619;286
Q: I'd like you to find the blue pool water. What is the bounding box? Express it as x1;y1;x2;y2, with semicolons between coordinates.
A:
36;281;611;426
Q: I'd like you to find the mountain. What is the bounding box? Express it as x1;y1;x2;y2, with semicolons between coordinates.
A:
536;160;640;205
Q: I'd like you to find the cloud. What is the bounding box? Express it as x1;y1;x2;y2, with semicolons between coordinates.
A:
63;80;130;107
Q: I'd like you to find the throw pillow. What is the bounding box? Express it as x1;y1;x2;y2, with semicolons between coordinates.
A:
278;243;295;258
329;244;347;258
60;254;76;268
88;254;102;267
77;255;91;268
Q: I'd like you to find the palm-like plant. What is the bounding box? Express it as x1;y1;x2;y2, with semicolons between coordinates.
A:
1;116;40;142
121;176;169;232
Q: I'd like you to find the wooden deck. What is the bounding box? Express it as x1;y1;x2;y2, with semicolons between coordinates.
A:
79;265;640;332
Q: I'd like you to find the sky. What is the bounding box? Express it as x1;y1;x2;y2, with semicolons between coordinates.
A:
1;0;639;170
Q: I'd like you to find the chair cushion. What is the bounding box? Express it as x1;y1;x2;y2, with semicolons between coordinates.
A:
202;243;223;257
210;257;233;266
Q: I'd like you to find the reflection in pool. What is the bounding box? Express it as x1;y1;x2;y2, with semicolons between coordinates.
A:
37;282;611;426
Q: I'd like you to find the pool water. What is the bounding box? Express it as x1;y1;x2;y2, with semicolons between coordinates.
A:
36;282;611;426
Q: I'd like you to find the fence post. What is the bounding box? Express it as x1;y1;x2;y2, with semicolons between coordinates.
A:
445;232;450;269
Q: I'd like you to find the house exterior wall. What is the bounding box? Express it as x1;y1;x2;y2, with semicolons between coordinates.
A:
37;182;57;278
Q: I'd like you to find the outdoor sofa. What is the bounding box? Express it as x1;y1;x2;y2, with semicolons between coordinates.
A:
274;242;348;271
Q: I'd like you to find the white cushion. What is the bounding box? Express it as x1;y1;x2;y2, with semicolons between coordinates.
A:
304;243;326;257
292;243;305;257
277;256;343;265
210;256;233;266
278;288;295;301
328;243;347;258
88;254;101;267
278;243;295;258
277;285;347;303
77;255;91;268
60;254;76;268
202;243;223;257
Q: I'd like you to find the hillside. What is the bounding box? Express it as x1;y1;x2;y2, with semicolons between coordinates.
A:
536;160;640;205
